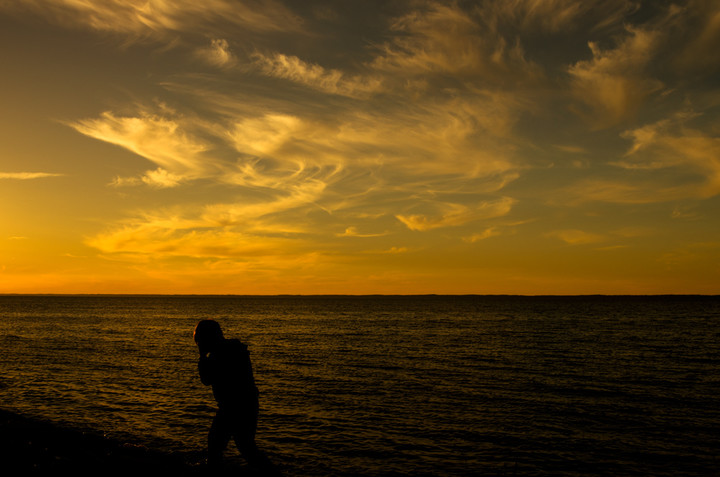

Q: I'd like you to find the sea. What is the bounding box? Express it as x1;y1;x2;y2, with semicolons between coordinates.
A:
0;295;718;476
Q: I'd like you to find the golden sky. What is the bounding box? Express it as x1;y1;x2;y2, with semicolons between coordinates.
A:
1;0;719;295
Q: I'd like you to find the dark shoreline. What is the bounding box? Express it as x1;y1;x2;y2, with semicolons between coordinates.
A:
0;409;202;475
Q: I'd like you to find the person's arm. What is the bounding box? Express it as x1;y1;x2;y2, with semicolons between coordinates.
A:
198;347;215;386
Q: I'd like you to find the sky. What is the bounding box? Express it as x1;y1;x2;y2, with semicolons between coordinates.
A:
0;0;719;295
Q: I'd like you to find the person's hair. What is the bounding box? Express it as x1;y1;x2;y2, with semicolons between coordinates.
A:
194;319;224;343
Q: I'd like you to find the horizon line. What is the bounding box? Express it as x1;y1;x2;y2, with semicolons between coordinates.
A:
1;293;718;298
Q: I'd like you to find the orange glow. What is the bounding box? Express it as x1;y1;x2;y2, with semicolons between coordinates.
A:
1;1;719;295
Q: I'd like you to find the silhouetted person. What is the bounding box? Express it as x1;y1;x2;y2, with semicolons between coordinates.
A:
193;320;276;473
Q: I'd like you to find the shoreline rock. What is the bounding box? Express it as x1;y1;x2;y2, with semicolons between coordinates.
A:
0;408;202;475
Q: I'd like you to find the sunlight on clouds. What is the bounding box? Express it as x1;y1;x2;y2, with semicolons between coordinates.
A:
109;176;142;187
639;137;720;198
196;39;236;69
83;207;309;262
562;109;720;204
251;52;383;98
223;98;521;189
396;197;515;231
337;227;387;238
372;1;542;85
223;114;348;209
110;169;183;188
88;225;293;259
324;93;522;178
568;27;663;128
142;168;184;188
63;56;528;270
228;113;306;159
226;113;359;190
71;95;521;243
5;0;719;293
201;179;327;229
618;111;720;199
464;227;501;243
7;0;303;37
0;172;64;179
72;110;212;183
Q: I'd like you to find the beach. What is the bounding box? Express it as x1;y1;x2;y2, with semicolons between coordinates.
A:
0;408;204;476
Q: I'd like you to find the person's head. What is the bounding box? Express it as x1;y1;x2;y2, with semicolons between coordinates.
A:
194;319;224;350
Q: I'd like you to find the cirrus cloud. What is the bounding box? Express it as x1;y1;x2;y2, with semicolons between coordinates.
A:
3;0;304;39
568;26;664;129
0;172;64;180
396;197;516;232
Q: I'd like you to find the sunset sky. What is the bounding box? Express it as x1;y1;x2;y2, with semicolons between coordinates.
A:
1;0;719;295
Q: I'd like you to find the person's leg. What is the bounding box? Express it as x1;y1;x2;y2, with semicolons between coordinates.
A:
234;434;275;470
208;409;232;467
231;406;277;472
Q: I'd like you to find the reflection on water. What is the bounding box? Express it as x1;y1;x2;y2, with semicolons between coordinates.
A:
1;295;719;476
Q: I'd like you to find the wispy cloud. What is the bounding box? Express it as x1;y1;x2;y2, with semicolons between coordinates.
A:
673;0;720;72
547;229;606;245
142;168;184;188
482;0;638;33
568;26;664;129
12;0;714;293
67;25;529;260
617;110;720;199
4;0;304;39
546;226;652;247
559;106;720;204
463;227;502;243
553;145;588;155
559;180;657;205
195;39;236;69
371;1;543;86
396;197;515;231
0;172;64;180
251;52;383;98
201;180;327;230
88;224;296;259
110;169;183;188
336;227;387;238
71;109;214;184
671;205;701;220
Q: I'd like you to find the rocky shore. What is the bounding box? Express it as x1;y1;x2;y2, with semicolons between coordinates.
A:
0;408;203;476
